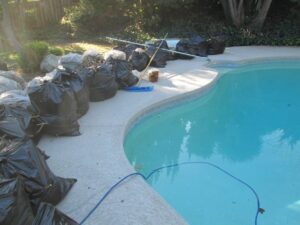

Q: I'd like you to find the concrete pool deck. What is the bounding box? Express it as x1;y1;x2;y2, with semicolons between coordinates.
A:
38;46;300;225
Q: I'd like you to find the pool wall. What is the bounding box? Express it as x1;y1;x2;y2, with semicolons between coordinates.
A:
38;47;300;225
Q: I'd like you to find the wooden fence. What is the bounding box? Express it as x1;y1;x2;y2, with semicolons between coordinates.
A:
0;0;77;52
8;0;77;29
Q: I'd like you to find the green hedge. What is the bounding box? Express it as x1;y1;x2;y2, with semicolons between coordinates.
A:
63;0;299;46
17;41;66;73
18;41;49;73
49;46;65;56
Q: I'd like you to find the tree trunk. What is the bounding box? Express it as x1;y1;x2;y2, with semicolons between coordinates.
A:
249;0;273;31
0;0;22;53
220;0;245;28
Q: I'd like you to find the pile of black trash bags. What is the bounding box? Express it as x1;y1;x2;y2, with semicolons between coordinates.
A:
115;35;226;68
0;71;80;223
0;48;148;224
0;35;225;224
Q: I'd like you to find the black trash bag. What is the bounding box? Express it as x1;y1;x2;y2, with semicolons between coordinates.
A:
0;177;34;225
47;69;89;118
0;71;27;89
82;49;104;68
89;63;118;102
146;40;172;68
129;48;150;72
0;90;43;139
0;139;77;209
33;202;79;225
77;67;96;87
26;76;80;136
59;53;83;72
114;44;141;59
106;59;138;89
176;36;208;59
207;37;226;55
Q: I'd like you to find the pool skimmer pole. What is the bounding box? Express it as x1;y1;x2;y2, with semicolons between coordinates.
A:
106;37;211;61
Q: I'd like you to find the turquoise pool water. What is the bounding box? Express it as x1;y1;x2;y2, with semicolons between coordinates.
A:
124;60;300;225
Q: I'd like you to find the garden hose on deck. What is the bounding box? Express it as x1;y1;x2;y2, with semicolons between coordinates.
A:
79;161;264;225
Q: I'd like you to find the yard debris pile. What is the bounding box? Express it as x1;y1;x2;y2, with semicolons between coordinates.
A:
0;138;77;224
129;48;150;72
45;68;90;118
82;49;104;67
0;67;81;223
59;53;83;72
0;36;226;224
112;35;225;68
0;47;140;224
88;63;118;102
176;36;209;58
0;138;77;208
106;58;138;89
0;177;35;225
146;40;171;68
40;54;61;73
114;44;140;59
104;49;127;61
26;75;80;136
207;37;226;55
0;90;43;139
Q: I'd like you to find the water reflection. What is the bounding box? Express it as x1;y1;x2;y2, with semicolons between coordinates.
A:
288;200;300;213
124;63;300;225
126;65;300;174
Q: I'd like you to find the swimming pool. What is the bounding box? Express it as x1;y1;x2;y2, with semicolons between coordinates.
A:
124;60;300;225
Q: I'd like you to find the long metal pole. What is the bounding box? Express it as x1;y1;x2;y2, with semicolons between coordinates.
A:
137;33;168;85
106;37;210;60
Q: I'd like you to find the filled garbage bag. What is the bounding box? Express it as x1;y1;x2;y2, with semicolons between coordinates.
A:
0;177;34;225
176;36;208;58
207;37;226;55
46;69;89;118
129;48;150;72
89;63;118;102
114;44;141;59
0;76;23;94
59;53;83;72
0;90;43;139
0;71;26;89
0;139;77;208
106;59;138;89
26;76;80;136
104;49;126;61
32;202;79;225
82;49;104;68
146;40;171;68
40;54;61;73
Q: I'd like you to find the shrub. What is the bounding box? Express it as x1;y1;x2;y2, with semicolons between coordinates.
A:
64;0;129;33
49;46;65;56
18;41;49;72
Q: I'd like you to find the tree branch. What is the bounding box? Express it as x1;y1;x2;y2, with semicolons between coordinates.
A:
250;0;273;30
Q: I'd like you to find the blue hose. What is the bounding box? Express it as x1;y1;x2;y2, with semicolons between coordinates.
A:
79;161;263;225
124;86;154;92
